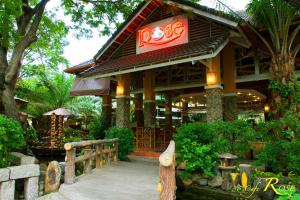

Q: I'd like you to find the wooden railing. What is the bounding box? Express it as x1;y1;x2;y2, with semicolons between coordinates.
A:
64;138;119;184
158;140;176;200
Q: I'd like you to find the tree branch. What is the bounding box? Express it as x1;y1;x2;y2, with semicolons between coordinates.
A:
7;0;49;84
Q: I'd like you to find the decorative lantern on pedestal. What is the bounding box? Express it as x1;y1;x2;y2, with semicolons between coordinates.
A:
218;153;238;180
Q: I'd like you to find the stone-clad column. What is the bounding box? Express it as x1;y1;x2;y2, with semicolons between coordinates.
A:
206;85;223;122
135;93;144;127
223;93;238;121
206;54;223;122
116;74;131;128
116;96;130;128
102;95;112;129
222;43;238;121
181;101;188;124
143;70;156;128
165;92;172;128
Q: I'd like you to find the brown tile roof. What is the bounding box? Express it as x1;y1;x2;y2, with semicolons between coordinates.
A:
82;34;229;77
64;60;95;74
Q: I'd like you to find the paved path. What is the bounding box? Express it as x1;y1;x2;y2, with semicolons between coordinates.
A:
39;157;159;200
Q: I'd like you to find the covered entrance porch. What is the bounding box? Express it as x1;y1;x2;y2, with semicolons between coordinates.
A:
67;0;270;153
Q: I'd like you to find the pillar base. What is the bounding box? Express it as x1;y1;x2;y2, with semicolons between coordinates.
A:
206;86;223;122
223;93;238;121
144;101;156;128
116;96;130;128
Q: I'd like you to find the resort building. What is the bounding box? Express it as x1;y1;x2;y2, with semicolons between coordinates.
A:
64;0;291;151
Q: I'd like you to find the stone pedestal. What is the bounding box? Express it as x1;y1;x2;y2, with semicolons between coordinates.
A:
223;93;238;121
116;96;130;128
144;101;156;128
206;86;223;122
102;105;112;129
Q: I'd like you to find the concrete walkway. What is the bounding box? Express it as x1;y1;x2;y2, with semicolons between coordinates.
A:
39;157;159;200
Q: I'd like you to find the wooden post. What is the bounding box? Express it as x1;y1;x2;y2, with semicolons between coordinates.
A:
107;145;111;164
113;141;118;161
83;146;93;174
96;144;103;169
159;141;176;200
64;147;76;184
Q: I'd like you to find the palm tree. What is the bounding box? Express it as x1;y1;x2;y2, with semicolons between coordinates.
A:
17;74;74;117
246;0;300;116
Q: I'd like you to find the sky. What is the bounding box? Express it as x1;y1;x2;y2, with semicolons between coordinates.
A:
49;0;250;68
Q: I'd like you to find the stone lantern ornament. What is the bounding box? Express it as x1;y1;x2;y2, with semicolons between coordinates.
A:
218;153;238;179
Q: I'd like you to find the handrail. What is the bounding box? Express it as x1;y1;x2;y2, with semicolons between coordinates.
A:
158;140;176;200
64;138;119;184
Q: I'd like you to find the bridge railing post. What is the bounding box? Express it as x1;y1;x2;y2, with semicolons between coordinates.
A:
63;138;119;184
64;146;76;184
83;146;93;174
158;140;176;200
96;144;103;169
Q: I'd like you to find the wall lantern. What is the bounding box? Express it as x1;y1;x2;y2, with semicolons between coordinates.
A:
116;84;124;96
264;104;270;113
206;72;217;86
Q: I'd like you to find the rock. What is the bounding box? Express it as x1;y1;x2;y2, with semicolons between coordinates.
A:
177;161;186;170
45;161;62;193
208;176;223;188
59;162;66;174
197;178;208;186
221;179;232;191
182;179;193;187
8;164;40;179
176;175;185;192
254;178;275;200
0;168;9;182
10;152;39;165
279;176;289;185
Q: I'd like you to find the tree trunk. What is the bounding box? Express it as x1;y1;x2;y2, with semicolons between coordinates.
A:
269;55;296;118
1;84;19;120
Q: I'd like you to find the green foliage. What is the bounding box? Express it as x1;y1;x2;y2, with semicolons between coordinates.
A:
276;186;300;200
174;121;255;177
247;0;300;58
105;127;134;161
23;126;38;143
62;127;85;143
254;140;300;174
17;74;74;117
88;116;106;140
0;114;25;167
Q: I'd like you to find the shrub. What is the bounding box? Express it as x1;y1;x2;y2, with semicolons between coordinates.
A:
174;121;255;177
63;127;85;143
88;116;106;139
105;127;134;161
0;114;25;167
254;140;300;174
23;126;38;143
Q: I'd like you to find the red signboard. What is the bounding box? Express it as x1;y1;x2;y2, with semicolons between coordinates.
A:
136;15;188;54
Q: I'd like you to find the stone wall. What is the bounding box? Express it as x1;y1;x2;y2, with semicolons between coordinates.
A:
0;164;40;200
